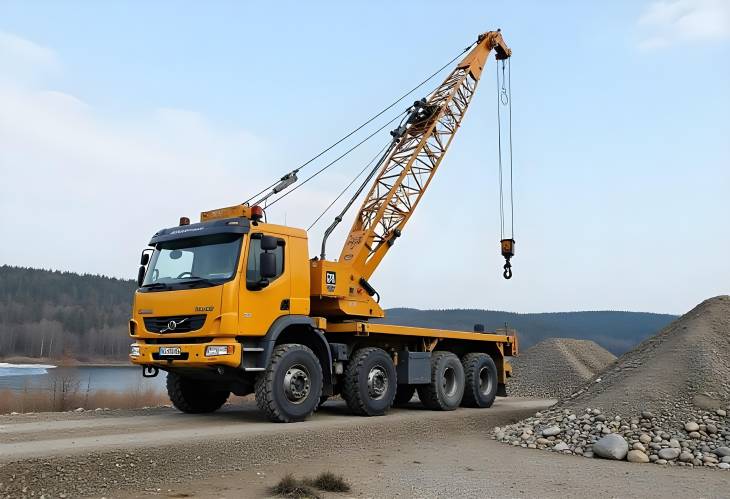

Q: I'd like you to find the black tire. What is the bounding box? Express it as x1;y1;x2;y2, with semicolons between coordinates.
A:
166;372;229;414
461;353;498;408
254;344;323;423
342;347;397;416
417;351;465;411
393;384;416;407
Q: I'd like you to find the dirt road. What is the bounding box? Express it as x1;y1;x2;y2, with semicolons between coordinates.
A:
1;398;728;498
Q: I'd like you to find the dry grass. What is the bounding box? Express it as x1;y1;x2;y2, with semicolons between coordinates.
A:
271;474;319;499
272;472;351;498
303;472;351;493
0;383;167;414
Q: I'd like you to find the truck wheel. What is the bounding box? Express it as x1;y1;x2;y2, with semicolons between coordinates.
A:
393;385;416;407
166;372;229;414
461;353;498;408
417;351;464;411
342;347;397;416
254;344;323;423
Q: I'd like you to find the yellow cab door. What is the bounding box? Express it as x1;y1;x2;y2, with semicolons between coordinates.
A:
238;231;290;335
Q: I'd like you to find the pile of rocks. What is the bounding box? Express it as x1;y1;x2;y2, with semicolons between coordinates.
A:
509;338;616;399
494;406;730;469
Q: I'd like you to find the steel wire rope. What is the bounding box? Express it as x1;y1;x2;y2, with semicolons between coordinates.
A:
304;71;454;232
496;60;505;239
243;42;477;205
265;110;407;208
507;58;514;237
307;141;391;231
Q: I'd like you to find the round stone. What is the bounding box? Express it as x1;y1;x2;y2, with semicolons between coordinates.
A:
627;450;650;463
658;448;681;460
685;422;700;432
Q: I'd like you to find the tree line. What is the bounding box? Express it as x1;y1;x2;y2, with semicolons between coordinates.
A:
0;265;136;361
0;265;678;361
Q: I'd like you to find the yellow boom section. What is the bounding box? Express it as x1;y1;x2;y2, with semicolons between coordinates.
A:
340;30;511;280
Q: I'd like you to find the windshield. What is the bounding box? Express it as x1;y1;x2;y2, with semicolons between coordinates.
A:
142;234;243;289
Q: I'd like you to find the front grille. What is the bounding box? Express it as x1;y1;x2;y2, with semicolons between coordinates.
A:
143;315;206;333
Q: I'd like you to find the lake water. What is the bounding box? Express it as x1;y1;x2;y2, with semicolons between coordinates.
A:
0;363;166;393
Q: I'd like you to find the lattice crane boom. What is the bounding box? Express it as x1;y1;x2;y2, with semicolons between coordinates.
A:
339;30;511;280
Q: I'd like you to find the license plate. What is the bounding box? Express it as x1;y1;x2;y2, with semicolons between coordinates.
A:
159;346;182;357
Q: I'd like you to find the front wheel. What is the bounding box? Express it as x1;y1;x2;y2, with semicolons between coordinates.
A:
342;347;397;416
166;372;229;414
255;344;323;423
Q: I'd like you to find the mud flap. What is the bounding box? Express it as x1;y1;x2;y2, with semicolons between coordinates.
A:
497;383;507;397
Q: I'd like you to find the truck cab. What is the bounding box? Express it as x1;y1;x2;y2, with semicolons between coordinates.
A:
130;216;311;370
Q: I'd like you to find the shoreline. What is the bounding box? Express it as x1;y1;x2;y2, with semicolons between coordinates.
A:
0;357;133;368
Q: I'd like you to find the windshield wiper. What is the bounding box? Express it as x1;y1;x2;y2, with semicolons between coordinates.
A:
179;276;219;287
141;282;172;290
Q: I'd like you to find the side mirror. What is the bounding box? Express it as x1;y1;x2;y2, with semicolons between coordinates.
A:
140;251;150;266
260;252;277;279
261;236;278;251
137;266;146;287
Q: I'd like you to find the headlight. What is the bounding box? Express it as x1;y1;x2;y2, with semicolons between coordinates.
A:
130;344;141;357
205;345;234;357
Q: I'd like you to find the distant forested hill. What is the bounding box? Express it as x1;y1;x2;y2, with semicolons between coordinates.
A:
0;265;676;361
0;265;136;360
378;308;677;355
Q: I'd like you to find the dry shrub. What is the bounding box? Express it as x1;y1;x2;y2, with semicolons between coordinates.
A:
0;385;167;414
271;474;319;499
304;472;351;493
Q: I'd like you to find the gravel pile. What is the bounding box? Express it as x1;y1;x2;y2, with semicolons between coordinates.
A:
509;338;616;399
496;295;730;469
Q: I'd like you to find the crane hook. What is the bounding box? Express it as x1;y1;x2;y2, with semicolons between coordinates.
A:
503;261;512;279
500;238;515;280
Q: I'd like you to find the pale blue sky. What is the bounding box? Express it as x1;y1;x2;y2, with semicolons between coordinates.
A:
0;1;728;314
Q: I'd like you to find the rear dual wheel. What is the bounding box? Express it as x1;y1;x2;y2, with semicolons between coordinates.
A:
418;351;465;411
461;353;498;408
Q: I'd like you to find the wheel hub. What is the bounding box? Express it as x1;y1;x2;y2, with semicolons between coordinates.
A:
283;364;310;404
367;365;389;400
442;366;457;397
478;366;493;396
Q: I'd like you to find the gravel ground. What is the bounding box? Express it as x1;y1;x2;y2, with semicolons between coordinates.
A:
0;398;550;498
509;338;616;399
3;398;730;498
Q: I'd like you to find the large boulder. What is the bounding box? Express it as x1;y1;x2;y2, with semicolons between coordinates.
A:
714;447;730;457
592;434;629;460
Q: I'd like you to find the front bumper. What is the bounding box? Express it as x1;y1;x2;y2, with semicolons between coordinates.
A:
129;339;242;368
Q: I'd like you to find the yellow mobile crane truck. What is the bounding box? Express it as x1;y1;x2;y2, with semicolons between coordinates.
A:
129;30;518;422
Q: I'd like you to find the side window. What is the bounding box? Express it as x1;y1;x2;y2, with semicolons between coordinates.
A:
246;236;284;286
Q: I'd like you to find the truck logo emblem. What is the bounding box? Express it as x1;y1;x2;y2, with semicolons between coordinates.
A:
161;318;188;333
195;306;215;312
